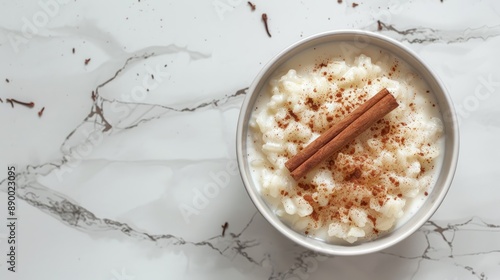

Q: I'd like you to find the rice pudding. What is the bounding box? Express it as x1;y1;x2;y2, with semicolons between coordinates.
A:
247;42;444;244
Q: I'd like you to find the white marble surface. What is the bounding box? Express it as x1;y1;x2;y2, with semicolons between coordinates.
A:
0;0;499;279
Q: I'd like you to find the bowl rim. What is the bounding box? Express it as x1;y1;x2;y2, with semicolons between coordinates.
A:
236;29;459;256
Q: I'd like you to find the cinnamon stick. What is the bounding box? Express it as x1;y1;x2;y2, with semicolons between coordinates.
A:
286;88;391;172
287;89;398;180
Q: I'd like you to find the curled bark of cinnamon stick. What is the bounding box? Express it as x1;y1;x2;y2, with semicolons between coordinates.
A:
286;88;398;181
285;88;392;172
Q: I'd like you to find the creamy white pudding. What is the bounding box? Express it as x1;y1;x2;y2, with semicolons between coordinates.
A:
247;42;444;244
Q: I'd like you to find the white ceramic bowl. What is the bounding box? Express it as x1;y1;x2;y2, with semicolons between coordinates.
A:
236;30;459;255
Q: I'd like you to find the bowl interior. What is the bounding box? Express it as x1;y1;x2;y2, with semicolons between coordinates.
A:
236;30;459;255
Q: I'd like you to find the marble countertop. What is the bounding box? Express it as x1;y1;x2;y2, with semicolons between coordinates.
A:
1;0;499;279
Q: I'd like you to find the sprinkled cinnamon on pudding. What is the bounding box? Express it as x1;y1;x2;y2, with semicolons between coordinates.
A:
248;43;444;244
